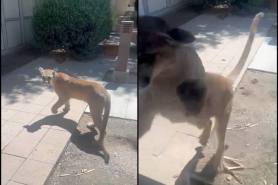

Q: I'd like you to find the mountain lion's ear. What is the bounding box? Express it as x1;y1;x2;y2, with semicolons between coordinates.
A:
167;28;195;44
52;71;56;77
38;67;44;74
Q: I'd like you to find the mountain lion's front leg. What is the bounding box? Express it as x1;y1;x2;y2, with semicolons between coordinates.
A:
63;99;70;113
51;97;69;114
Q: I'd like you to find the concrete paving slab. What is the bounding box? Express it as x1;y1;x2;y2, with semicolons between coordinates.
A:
1;154;25;185
125;97;137;120
6;181;24;185
4;111;38;126
27;130;70;164
180;14;272;75
223;37;265;89
248;37;277;73
12;159;53;185
38;98;87;121
139;116;177;157
140;131;201;185
40;129;71;146
63;107;86;123
139;114;203;185
109;95;129;118
68;99;88;111
29;141;67;164
3;128;49;158
38;99;59;116
30;92;57;106
4;103;45;114
1;109;18;121
1;122;24;150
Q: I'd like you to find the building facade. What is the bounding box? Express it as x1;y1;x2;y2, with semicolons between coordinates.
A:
1;0;36;55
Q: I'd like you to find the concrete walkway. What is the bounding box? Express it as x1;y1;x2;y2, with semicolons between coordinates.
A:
139;13;274;185
1;56;137;185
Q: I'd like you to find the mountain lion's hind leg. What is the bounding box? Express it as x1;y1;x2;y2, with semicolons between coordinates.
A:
88;103;110;164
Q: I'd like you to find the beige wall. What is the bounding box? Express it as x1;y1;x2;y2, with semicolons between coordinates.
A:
1;0;36;54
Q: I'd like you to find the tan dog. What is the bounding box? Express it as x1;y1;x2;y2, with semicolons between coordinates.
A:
38;67;111;163
139;12;264;174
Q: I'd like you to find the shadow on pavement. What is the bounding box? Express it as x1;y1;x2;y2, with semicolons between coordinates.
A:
175;146;219;185
23;112;108;163
139;146;219;185
139;174;165;185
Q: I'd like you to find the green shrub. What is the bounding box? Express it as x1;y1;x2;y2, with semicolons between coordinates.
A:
32;0;112;59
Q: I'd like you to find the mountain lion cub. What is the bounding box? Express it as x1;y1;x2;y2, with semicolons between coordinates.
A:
38;67;111;163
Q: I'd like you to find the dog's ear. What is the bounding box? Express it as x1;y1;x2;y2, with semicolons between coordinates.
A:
145;32;178;53
145;29;195;53
167;28;195;44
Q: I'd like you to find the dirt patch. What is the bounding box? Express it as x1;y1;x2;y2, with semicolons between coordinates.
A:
45;115;137;185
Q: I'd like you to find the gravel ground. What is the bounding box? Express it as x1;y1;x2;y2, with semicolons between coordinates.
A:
45;116;137;185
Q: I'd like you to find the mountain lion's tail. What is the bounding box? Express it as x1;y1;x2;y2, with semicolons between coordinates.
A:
102;93;111;129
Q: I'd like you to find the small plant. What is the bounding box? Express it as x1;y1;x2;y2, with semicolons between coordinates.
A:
32;0;112;59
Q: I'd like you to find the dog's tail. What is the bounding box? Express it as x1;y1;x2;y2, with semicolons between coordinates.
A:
228;12;264;89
